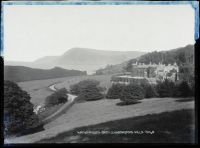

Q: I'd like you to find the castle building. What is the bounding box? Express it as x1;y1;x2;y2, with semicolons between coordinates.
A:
111;61;179;85
131;62;179;81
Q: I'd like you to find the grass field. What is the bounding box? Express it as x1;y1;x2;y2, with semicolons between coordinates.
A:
54;74;113;91
6;97;194;143
17;74;113;105
38;103;64;121
37;109;195;143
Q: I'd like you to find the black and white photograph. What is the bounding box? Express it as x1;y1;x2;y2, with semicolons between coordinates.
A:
2;0;198;144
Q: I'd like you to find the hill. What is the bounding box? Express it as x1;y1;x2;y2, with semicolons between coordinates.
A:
4;66;87;82
5;47;145;74
95;44;194;75
135;44;194;66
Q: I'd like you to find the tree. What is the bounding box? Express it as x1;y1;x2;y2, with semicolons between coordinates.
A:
124;60;133;72
78;84;104;101
106;84;125;99
190;80;195;96
70;79;104;101
177;81;192;97
45;88;68;107
4;81;40;137
156;79;175;97
70;79;100;95
120;84;144;103
141;84;158;98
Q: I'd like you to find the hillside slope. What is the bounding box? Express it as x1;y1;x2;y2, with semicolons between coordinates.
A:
96;44;194;75
5;47;145;74
4;66;87;82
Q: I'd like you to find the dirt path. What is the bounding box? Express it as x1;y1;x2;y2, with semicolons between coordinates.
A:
41;94;77;125
41;84;77;124
5;97;194;143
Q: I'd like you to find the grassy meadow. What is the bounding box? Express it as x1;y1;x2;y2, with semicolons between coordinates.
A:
37;109;195;143
17;74;113;105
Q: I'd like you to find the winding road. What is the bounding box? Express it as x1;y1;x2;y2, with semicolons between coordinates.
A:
41;84;77;125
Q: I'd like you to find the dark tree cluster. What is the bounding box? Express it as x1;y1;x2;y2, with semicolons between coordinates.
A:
156;80;193;98
45;88;68;107
137;45;194;66
106;79;194;106
4;81;41;137
120;84;144;103
140;83;158;98
70;79;104;101
106;84;125;99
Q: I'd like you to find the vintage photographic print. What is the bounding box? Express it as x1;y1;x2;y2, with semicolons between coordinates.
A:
2;0;199;144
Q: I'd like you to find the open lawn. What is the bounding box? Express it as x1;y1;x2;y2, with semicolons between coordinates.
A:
175;97;194;102
37;109;195;143
6;97;194;143
17;74;112;105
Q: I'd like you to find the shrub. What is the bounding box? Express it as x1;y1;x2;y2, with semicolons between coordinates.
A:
45;88;68;107
145;85;158;98
106;84;125;99
4;81;41;137
156;79;175;97
189;79;195;97
120;84;144;103
176;81;192;97
141;83;158;98
79;85;104;101
70;79;100;95
70;79;104;101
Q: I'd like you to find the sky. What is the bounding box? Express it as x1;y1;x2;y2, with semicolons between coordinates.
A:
3;4;195;62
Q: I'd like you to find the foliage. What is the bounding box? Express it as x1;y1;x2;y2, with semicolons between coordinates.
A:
190;80;195;96
155;79;194;98
45;88;68;107
156;79;176;97
176;81;193;97
120;84;144;103
94;45;194;76
70;79;104;101
179;64;194;84
141;83;158;98
78;85;104;101
137;45;194;66
106;84;125;99
124;60;133;72
70;79;100;95
4;81;40;137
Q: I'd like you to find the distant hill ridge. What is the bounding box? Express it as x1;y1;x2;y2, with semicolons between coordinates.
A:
4;66;87;82
5;47;146;74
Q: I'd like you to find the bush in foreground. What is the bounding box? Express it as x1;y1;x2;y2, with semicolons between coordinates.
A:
120;84;144;104
4;81;41;137
45;88;68;107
